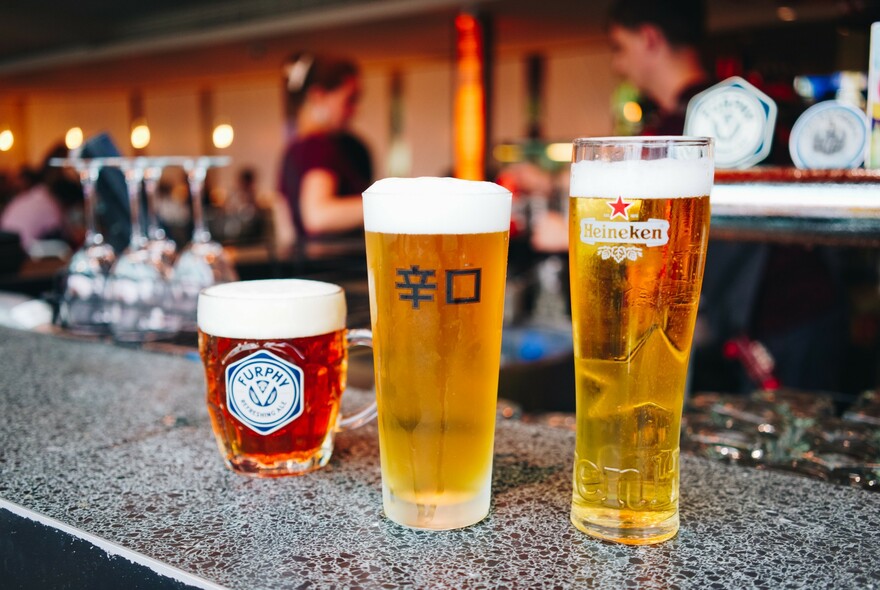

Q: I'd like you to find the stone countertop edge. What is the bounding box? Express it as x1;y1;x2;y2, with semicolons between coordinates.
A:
0;326;879;590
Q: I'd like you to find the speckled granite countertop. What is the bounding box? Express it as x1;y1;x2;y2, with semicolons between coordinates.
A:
1;327;879;589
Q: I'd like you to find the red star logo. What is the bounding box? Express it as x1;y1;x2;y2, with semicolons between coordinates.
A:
607;196;632;220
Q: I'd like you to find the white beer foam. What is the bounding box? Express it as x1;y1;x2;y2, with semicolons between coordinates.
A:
198;279;346;340
363;177;512;234
570;158;714;199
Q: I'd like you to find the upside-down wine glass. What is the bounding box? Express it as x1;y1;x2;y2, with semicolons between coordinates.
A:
105;158;179;343
142;158;177;269
171;155;237;332
52;157;117;334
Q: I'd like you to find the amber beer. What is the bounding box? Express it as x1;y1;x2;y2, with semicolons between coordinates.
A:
197;279;375;477
568;137;713;544
363;177;511;530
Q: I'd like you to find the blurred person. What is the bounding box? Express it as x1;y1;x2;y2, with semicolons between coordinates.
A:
221;167;261;241
535;0;845;393
155;168;192;247
278;53;372;248
529;205;568;253
532;0;712;255
0;143;83;253
497;161;568;253
611;0;844;393
607;0;709;135
269;193;296;260
0;169;20;211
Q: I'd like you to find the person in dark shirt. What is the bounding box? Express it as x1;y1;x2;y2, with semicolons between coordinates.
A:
607;0;845;393
530;0;713;254
278;53;372;244
607;0;710;136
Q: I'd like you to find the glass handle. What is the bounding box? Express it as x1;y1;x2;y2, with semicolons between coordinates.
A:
337;328;377;431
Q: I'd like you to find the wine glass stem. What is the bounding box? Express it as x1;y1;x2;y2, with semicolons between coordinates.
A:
143;169;163;240
81;165;102;246
127;171;148;248
189;166;211;244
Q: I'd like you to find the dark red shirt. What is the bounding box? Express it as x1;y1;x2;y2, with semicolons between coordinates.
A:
279;132;372;240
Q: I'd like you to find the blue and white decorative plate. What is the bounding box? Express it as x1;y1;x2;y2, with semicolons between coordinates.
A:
685;76;778;169
789;100;870;169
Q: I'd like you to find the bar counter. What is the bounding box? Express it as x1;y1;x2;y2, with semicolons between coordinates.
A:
1;327;878;589
711;167;880;246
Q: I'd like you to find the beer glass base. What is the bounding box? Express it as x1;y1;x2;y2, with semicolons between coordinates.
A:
225;451;332;477
383;486;490;530
222;430;336;478
570;508;678;545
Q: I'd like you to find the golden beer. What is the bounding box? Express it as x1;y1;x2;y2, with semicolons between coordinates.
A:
568;138;713;544
363;177;511;530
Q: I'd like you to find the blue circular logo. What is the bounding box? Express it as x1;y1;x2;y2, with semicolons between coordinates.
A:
225;350;304;435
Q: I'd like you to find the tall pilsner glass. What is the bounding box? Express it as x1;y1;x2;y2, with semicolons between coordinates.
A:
363;177;511;530
568;137;713;545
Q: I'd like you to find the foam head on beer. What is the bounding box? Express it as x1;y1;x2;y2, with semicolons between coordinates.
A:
197;279;345;340
363;177;511;234
570;140;714;199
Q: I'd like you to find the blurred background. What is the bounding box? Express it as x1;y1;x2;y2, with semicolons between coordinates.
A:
0;0;877;195
1;0;879;399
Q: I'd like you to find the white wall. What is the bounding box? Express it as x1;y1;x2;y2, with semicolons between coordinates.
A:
212;78;285;195
25;92;130;162
143;89;202;157
544;50;615;140
400;61;454;177
492;57;527;143
351;68;390;179
0;100;26;171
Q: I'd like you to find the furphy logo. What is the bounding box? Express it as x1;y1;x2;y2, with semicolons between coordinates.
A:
225;350;304;435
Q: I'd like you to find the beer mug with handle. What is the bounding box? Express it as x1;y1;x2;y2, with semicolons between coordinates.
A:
568;137;713;544
363;177;512;530
198;279;377;477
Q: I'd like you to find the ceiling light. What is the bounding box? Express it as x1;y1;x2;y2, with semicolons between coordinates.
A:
65;127;83;150
622;101;643;123
545;143;573;163
492;144;523;164
212;124;234;149
130;122;151;150
0;129;13;152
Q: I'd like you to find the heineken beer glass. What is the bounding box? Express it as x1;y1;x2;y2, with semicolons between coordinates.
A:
198;279;376;477
363;177;512;530
568;137;713;544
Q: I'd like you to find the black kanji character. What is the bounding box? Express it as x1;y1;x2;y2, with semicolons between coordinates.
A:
396;265;437;309
446;268;482;304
